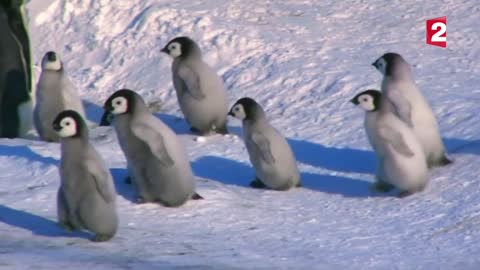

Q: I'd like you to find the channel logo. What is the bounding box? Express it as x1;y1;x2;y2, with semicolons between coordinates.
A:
426;16;447;48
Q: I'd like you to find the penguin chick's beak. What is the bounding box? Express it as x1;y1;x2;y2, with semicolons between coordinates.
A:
160;47;169;54
350;98;359;105
52;122;61;131
227;111;234;117
371;62;377;68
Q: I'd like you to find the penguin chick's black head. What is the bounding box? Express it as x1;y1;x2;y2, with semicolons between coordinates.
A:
52;110;87;138
350;89;382;112
46;51;57;61
161;36;201;59
372;52;408;76
42;51;62;71
104;89;144;115
228;97;265;121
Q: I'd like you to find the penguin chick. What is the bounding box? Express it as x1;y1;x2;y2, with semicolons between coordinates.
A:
161;36;229;135
53;110;118;241
351;89;429;197
372;52;451;168
34;51;86;142
228;97;300;190
104;89;202;206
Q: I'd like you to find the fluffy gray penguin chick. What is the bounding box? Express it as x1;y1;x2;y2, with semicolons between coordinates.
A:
53;110;118;242
229;97;301;190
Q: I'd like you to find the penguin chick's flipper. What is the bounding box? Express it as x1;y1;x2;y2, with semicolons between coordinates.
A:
191;193;204;200
387;89;413;127
88;160;115;203
92;234;114;242
250;178;267;189
132;123;174;167
379;126;414;157
178;65;205;100
251;132;276;164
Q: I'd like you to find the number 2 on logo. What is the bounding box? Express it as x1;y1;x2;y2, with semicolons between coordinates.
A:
426;16;447;48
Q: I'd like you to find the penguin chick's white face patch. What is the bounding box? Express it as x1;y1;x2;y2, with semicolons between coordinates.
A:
357;94;375;111
231;104;247;120
111;97;128;115
42;57;62;71
167;42;182;58
375;57;387;75
57;117;77;137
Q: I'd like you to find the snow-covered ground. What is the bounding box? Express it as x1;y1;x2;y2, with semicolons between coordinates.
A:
1;0;479;269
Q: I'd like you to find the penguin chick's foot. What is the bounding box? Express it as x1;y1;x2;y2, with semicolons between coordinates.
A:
136;196;147;204
191;193;204;200
428;154;453;168
397;190;416;198
215;124;229;135
59;222;75;232
91;234;114;242
190;127;201;134
249;178;266;189
438;155;453;166
371;181;395;193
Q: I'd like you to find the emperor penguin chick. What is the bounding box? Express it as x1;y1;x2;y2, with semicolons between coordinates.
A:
351;89;429;197
53;110;118;241
228;97;300;190
34;51;86;142
104;89;202;206
372;52;451;168
161;36;229;135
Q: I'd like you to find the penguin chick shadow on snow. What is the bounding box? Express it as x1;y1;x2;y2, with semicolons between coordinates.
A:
192;156;376;197
299;173;376;198
0;145;57;165
191;156;258;187
0;205;89;239
443;137;480;156
110;168;137;203
287;138;376;175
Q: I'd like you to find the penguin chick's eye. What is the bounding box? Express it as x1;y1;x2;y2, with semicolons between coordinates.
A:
375;57;387;74
167;42;182;58
358;94;375;111
57;117;77;138
231;105;246;120
111;97;128;114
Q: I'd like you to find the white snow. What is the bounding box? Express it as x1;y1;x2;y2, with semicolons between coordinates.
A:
1;0;480;269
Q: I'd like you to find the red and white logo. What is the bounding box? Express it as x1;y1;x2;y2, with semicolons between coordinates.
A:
426;16;447;48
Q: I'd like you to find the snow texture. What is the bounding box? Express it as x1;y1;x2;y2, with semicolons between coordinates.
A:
1;0;480;269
